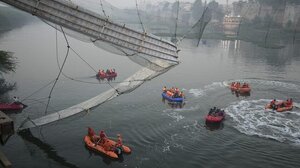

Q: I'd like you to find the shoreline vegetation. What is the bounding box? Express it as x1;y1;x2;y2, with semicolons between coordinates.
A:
0;50;16;95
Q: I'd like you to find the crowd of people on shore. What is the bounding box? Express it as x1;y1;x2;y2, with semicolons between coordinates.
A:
162;86;185;98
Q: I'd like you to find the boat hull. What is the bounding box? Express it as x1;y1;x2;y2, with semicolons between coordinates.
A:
265;103;293;112
97;72;117;78
162;92;183;102
0;103;24;111
230;86;251;93
84;135;131;159
205;115;225;123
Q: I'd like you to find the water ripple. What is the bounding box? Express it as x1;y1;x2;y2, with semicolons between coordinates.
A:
226;99;300;144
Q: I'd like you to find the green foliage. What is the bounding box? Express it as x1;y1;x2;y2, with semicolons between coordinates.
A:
0;50;16;73
0;50;17;95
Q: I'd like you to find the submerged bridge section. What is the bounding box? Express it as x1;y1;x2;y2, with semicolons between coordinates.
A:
1;0;179;66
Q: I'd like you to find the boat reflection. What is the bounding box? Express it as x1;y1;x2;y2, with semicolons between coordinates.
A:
205;121;224;131
18;129;79;168
231;90;251;97
84;145;124;165
162;98;185;109
96;76;116;82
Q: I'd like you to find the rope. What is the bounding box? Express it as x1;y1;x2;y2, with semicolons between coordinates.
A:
178;6;209;45
99;0;108;19
21;80;56;102
264;2;285;46
174;0;180;42
44;26;70;115
136;0;146;33
69;47;98;73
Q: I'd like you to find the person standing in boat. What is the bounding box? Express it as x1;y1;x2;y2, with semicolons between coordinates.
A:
88;127;97;143
114;134;123;155
99;130;107;144
287;98;293;106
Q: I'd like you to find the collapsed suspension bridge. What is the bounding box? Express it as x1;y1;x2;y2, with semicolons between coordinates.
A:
0;0;208;130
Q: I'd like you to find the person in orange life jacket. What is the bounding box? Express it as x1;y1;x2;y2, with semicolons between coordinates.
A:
88;127;97;143
100;69;105;75
170;87;174;93
288;98;293;105
234;82;238;88
285;98;293;107
98;130;107;144
116;134;123;147
231;82;235;87
242;83;247;88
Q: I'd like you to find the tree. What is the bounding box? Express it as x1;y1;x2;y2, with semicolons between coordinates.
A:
192;0;204;20
0;50;17;95
0;51;16;73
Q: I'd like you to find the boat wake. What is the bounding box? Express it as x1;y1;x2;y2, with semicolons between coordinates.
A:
226;99;300;144
162;109;184;122
189;82;226;97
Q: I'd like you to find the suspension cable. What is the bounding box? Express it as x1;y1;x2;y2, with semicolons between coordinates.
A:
136;0;146;33
99;0;108;18
178;6;209;45
21;80;56;102
174;0;180;42
44;26;70;115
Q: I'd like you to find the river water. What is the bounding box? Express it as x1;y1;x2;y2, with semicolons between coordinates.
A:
1;21;300;168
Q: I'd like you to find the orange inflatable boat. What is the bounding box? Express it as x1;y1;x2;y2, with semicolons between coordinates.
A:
265;102;293;112
230;82;251;93
230;86;251;93
84;135;131;159
265;99;293;112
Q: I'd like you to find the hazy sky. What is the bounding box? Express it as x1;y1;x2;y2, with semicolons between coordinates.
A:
0;0;237;9
107;0;237;9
